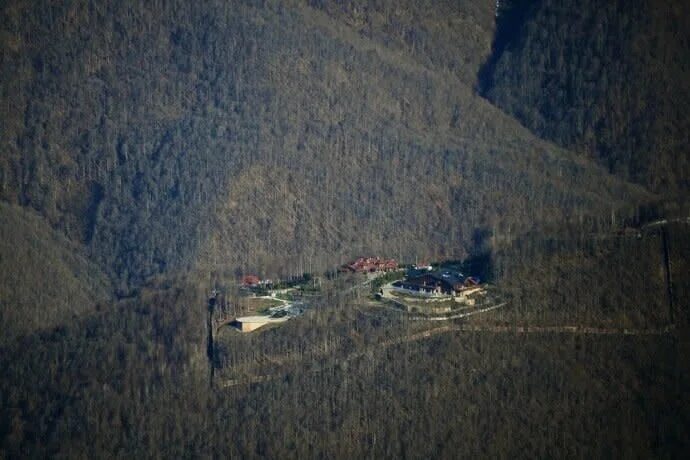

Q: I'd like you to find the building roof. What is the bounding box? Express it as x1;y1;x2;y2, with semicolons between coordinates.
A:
241;275;261;286
404;269;466;292
236;315;287;323
345;256;397;272
406;267;432;278
428;269;465;286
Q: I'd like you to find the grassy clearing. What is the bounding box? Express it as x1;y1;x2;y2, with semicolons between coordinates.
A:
245;297;284;313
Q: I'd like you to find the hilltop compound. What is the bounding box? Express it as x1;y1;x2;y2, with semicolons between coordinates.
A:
391;268;482;300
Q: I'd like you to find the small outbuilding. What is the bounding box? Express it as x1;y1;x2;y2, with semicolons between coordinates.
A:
344;257;398;273
241;275;261;287
234;315;287;332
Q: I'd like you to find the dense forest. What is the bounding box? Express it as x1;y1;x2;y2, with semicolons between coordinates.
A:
0;0;688;457
2;254;689;457
482;0;690;192
0;0;649;289
0;202;110;340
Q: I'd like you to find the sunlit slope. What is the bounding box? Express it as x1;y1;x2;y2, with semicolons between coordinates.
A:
0;1;650;288
197;3;652;277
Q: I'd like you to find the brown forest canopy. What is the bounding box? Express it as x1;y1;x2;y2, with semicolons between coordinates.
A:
0;0;651;290
1;1;689;458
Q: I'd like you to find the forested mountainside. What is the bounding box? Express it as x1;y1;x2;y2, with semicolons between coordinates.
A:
1;0;689;458
0;0;649;290
0;202;110;341
482;0;690;192
306;0;495;86
2;244;689;457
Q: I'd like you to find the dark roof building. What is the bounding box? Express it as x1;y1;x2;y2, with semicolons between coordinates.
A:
398;269;479;295
406;267;432;278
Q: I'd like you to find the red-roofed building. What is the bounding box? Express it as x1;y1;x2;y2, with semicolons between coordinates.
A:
241;275;261;287
345;257;398;273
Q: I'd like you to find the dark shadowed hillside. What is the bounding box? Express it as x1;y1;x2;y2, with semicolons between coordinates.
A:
482;0;690;191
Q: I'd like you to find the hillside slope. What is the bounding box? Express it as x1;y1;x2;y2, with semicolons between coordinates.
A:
0;2;688;457
1;0;651;289
199;3;651;279
0;203;110;341
482;0;690;192
305;0;496;86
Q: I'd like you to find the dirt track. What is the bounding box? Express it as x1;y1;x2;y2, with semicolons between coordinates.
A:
218;320;675;388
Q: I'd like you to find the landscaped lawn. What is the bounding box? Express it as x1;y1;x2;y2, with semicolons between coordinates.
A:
245;297;284;313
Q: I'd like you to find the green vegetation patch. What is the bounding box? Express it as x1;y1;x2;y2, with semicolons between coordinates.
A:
245;297;284;314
